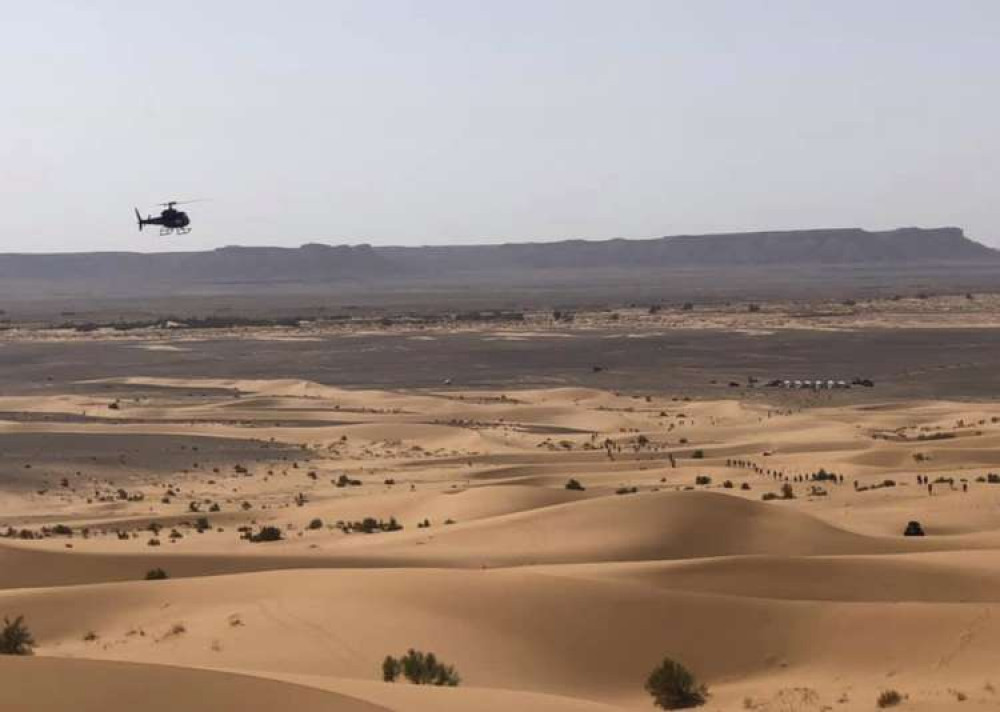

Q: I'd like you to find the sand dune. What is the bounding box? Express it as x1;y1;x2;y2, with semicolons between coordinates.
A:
0;656;632;711
326;490;934;566
3;567;999;707
0;656;388;712
294;676;633;712
4;377;1000;710
538;552;1000;602
0;490;934;591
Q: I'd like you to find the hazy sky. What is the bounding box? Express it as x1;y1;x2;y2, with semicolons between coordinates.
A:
3;1;999;252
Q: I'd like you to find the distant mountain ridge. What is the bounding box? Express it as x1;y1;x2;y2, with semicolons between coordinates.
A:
0;243;393;283
0;227;995;300
378;227;997;271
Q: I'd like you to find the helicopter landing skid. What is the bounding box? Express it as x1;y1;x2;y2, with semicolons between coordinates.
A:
159;227;192;236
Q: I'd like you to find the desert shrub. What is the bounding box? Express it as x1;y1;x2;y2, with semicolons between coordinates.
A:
903;521;925;537
761;492;778;501
308;518;324;530
384;517;403;531
691;450;705;459
916;432;955;441
722;480;733;489
740;483;751;491
382;655;401;682
382;649;460;686
145;568;169;580
249;526;283;543
338;517;403;534
565;478;586;491
781;483;795;499
0;615;35;656
695;475;711;486
50;524;73;536
877;689;903;708
645;657;706;709
811;469;838;482
615;486;638;495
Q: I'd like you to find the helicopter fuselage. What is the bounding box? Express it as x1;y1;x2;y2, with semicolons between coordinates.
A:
136;206;191;235
143;209;190;229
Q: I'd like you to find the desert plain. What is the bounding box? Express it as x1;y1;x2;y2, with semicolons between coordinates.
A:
2;297;1000;711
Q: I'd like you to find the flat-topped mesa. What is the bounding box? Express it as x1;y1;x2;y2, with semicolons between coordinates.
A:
0;227;994;299
655;227;992;266
376;226;998;270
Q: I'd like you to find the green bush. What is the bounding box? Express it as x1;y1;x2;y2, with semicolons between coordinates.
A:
145;568;169;580
0;615;35;656
382;649;460;686
249;526;283;543
903;520;925;537
565;478;586;491
382;655;401;682
645;657;706;709
877;690;903;708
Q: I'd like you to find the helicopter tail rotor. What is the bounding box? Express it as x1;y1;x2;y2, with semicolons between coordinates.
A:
135;208;143;231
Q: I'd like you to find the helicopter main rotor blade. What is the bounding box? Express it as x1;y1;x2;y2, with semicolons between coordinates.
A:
157;199;208;206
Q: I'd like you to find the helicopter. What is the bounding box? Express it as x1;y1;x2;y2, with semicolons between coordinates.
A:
134;200;197;236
